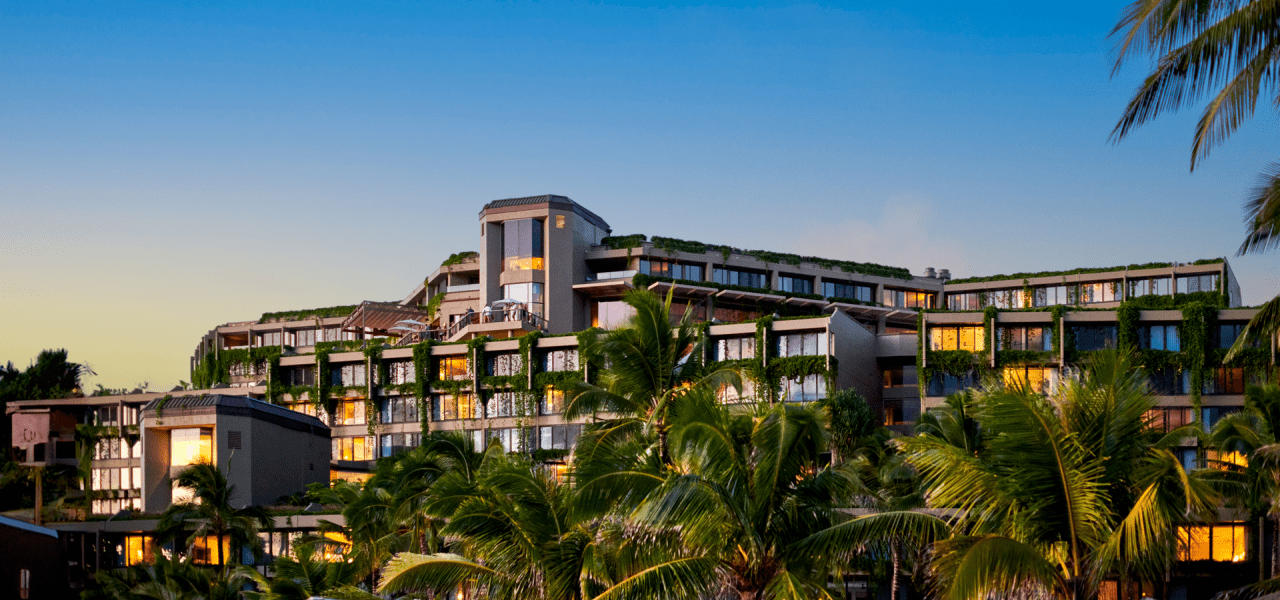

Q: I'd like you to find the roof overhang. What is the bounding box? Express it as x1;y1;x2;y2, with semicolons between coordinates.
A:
824;302;918;323
572;280;634;298
647;281;719;299
783;296;827;308
342;301;434;334
715;289;786;303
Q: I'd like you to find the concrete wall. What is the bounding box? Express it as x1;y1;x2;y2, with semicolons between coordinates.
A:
245;415;329;507
828;310;882;409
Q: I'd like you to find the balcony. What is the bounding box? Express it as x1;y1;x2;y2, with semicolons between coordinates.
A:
443;306;548;342
446;283;481;293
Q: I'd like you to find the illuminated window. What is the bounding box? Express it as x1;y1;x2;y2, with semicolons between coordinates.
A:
503;218;544;271
434;394;477;420
541;387;565;415
640;259;704;282
929;327;985;352
170;428;212;466
1144;408;1193;432
439;356;469;380
1177;524;1248;562
555;215;565;229
19;569;30;599
331;436;375;461
191;536;232;565
1206;449;1248;470
1001;367;1057;394
123;535;154;566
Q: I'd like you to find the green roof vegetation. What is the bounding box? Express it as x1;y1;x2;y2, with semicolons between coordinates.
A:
600;234;913;280
441;251;479;267
946;258;1224;285
259;305;358;323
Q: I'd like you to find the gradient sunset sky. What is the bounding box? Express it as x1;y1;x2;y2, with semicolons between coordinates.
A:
3;1;1278;390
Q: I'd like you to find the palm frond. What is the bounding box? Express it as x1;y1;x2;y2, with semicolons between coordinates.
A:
376;552;496;595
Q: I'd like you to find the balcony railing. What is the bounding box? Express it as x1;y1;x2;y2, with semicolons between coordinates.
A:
585;270;637;282
446;283;481;293
444;306;549;339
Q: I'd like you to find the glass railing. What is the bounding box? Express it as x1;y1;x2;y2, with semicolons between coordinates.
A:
585;270;637;282
446;283;480;293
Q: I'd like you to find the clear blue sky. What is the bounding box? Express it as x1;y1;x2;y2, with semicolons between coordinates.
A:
2;1;1276;389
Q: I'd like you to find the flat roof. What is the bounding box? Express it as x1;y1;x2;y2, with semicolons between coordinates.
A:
142;394;328;432
480;194;611;232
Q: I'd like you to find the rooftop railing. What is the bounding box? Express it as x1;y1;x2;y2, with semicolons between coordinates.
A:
585;270;637;282
446;283;481;293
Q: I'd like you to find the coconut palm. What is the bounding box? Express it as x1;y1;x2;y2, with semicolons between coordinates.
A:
84;554;263;600
803;351;1219;599
1110;1;1280;354
378;442;629;600
564;288;737;465
245;541;370;600
155;463;272;569
567;389;869;600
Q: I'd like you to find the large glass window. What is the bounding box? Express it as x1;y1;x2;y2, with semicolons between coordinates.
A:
487;392;517;418
1138;325;1181;351
717;379;757;404
488;353;523;377
640;259;703;281
502;282;544;317
592;300;637;330
1204;367;1246;395
170;428;212;466
777;275;814;295
712;267;767;289
1177;524;1248;562
1075;281;1121;304
714;336;757;361
1071;325;1118;351
434;393;478;420
882;366;918;388
926;372;980;396
1147;369;1189;395
543;349;579;372
388;360;415;384
779;374;827;402
929;327;985;352
997;326;1052;351
1001;367;1058;394
380;433;420;458
1128;277;1171;298
438;356;469;380
331;436;375;461
491;427;535;452
538;424;583;450
1144;407;1193;432
541;387;565;415
1177;274;1219;294
503;219;544;271
884;289;933;309
823;281;867;302
777;332;827;357
380;397;418;424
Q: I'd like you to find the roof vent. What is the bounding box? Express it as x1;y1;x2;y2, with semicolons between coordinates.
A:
938;269;951;281
924;267;937;279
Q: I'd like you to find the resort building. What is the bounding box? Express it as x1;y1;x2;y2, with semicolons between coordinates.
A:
4;194;1266;596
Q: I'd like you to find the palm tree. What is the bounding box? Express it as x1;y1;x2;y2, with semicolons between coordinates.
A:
564;289;736;465
568;389;869;600
85;553;263;600
1110;1;1280;354
245;542;370;600
155;463;272;569
804;351;1219;599
378;442;622;600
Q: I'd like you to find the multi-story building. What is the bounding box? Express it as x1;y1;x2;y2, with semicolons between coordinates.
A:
7;194;1268;596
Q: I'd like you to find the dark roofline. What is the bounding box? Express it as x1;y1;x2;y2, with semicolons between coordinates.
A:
480;195;611;233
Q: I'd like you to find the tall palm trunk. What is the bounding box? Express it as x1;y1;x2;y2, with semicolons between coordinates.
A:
890;543;900;600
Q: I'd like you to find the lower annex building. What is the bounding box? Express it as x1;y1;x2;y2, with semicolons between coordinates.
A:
5;194;1268;597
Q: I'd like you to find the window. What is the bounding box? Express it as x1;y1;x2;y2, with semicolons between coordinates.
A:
1001;367;1058;394
332;400;366;426
592;300;637;330
488;353;523;376
1128;277;1171;298
777;332;827;357
1177;524;1248;562
884;289;933;309
170;428;212;466
541;387;565;415
331;436;375;461
1033;285;1069;307
380;397;419;424
997;326;1052;351
926;372;980;396
1144;407;1193;432
256;331;282;347
1075;281;1121;304
1071;325;1118;351
502;282;544;317
823;281;872;302
1138;325;1181;351
503;218;544;271
1218;323;1256;349
380;433;421;457
1147;369;1189;395
388;360;415;384
335;364;366;386
543;349;579;372
19;568;30;599
929;327;986;352
712;267;767;289
1202;407;1241;431
779;374;827;402
285;366;314;386
292;328;316;347
487;392;516;418
777;274;813;295
439;356;469;380
491;427;535;452
882;366;918;388
883;399;915;425
434;394;478;420
714;336;757;361
947;292;981;311
538;424;583;450
1177;273;1219;294
640;259;703;281
1204;367;1245;395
